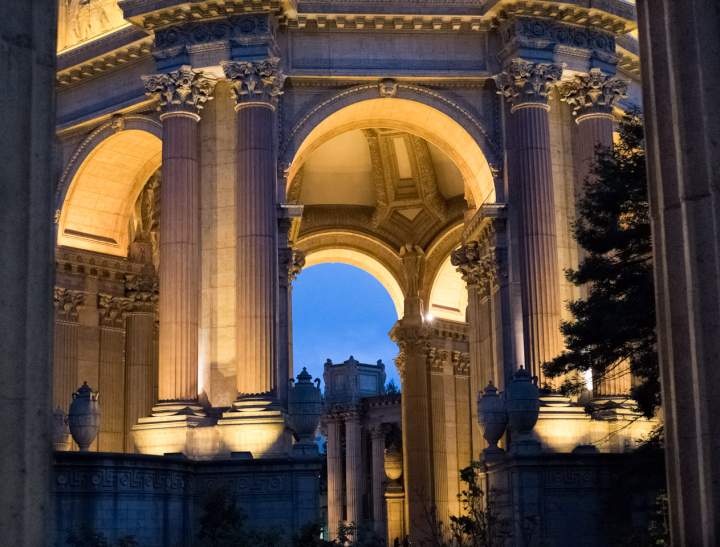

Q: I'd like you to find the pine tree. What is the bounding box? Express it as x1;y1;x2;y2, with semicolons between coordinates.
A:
542;112;660;418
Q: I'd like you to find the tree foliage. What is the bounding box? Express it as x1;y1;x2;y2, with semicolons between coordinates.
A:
542;112;660;418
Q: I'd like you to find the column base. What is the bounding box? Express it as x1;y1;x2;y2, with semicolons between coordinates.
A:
217;400;292;458
132;401;215;458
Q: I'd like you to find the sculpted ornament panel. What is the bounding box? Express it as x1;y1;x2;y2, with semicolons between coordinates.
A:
142;66;217;116
222;59;285;108
98;295;133;328
54;288;86;323
494;59;565;110
154;14;273;52
501;18;616;56
559;68;629;119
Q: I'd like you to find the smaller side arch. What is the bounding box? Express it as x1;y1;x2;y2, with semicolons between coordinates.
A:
57;116;163;256
297;230;406;319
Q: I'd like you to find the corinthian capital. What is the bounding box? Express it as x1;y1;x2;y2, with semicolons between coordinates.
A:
494;59;565;111
54;288;86;323
451;242;496;291
559;68;629;121
142;65;216;119
125;274;159;314
98;295;133;329
221;58;285;109
279;247;306;287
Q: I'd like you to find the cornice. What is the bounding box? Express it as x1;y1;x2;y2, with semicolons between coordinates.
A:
57;26;150;72
485;1;635;35
56;246;146;280
284;15;488;30
57;39;154;88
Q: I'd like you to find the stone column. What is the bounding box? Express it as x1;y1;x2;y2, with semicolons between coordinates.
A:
495;59;564;384
326;416;344;541
124;273;158;452
370;424;387;537
453;354;472;474
141;66;215;409
428;349;449;527
53;289;86;413
278;211;305;407
391;315;433;542
637;2;720;544
222;59;285;406
560;70;632;398
97;295;132;453
0;2;57;543
345;407;363;527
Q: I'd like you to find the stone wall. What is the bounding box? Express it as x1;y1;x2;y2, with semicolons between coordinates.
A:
52;452;321;547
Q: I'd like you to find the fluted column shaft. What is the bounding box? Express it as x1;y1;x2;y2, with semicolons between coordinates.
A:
125;311;155;450
326;419;344;541
54;321;79;414
98;317;125;453
345;414;363;526
235;104;278;399
370;427;386;536
392;311;433;542
577;115;614;182
513;105;562;382
158;113;201;401
429;357;449;527
465;286;483;455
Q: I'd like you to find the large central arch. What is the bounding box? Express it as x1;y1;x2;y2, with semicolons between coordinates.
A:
282;93;498;208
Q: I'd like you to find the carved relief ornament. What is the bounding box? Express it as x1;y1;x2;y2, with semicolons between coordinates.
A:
54;288;86;323
125;274;159;314
494;59;565;112
98;295;133;329
559;68;629;121
221;59;285;109
142;66;216;119
279;248;306;286
451;242;499;291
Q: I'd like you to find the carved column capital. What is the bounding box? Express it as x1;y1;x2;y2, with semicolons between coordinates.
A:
559;68;629;122
427;348;446;374
452;351;470;377
54;288;86;323
142;65;216;120
125;274;159;315
451;242;497;292
98;295;133;329
369;423;389;442
494;59;565;112
221;58;285;110
279;248;305;287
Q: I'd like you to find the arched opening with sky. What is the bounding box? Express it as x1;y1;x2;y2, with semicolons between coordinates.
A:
292;262;401;392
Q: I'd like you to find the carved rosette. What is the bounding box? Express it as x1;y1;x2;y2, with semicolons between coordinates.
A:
221;59;285;109
142;65;216;119
125;274;159;315
494;59;565;111
54;288;86;323
451;242;498;293
279;248;306;287
98;295;133;329
559;68;629;121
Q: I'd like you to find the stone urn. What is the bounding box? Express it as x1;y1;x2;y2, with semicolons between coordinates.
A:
384;442;403;481
68;382;100;452
52;407;72;451
506;366;540;437
288;368;322;444
477;381;508;452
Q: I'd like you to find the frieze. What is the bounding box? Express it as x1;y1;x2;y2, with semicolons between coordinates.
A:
56;246;146;281
542;467;619;488
154;14;275;56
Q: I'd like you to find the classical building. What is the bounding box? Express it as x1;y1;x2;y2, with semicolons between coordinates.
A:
14;0;719;546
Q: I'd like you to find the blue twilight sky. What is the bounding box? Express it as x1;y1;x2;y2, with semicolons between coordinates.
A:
292;263;401;392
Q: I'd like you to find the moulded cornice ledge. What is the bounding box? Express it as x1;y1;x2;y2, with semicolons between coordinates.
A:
119;0;283;31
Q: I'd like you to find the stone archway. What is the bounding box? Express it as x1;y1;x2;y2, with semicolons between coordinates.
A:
282;91;500;209
57;117;162;256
